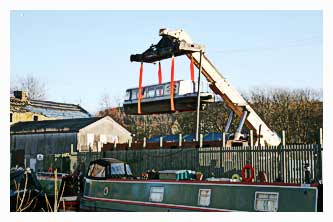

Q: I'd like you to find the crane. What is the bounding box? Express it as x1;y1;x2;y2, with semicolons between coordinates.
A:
130;28;281;146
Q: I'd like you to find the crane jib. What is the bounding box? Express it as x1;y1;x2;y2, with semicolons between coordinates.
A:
129;28;281;146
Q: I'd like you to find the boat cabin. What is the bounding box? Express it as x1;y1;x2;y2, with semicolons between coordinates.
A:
87;158;133;180
123;80;215;114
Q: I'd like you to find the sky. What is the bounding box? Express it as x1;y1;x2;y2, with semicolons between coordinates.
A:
10;10;322;114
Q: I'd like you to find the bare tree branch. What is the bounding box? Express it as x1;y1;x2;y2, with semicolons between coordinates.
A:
11;74;47;100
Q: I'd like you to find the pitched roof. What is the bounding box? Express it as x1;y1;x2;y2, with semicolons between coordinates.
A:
11;117;101;134
10;96;91;119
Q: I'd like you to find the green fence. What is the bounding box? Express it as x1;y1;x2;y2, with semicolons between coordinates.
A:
72;144;322;184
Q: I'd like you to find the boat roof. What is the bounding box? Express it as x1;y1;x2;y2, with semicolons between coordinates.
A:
126;80;182;91
90;158;125;166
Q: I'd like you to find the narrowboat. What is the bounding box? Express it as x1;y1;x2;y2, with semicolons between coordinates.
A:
80;158;321;212
123;80;215;115
37;171;82;211
10;167;43;212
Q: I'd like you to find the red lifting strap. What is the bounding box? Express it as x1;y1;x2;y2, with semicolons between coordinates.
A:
138;62;143;114
170;56;175;111
190;56;195;81
158;62;162;84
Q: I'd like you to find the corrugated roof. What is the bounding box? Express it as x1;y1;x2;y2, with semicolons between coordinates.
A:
10;117;101;134
10;96;91;119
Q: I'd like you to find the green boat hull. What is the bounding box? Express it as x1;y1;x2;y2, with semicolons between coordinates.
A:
80;179;319;212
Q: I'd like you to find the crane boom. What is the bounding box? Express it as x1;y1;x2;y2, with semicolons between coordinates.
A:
189;51;281;146
130;28;281;146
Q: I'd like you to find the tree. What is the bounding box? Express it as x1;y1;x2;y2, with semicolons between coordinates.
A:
11;74;47;100
96;87;322;144
99;93;111;111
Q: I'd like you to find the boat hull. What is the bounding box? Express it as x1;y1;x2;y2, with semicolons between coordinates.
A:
123;94;214;115
80;179;319;212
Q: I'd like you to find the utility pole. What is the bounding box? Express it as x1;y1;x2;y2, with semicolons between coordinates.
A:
195;50;203;141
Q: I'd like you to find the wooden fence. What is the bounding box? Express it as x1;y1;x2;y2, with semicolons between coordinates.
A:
71;144;322;184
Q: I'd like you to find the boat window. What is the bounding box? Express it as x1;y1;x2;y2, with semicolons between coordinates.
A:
131;89;138;100
198;189;211;207
174;82;179;94
126;164;133;175
164;84;170;95
145;87;155;98
148;87;155;98
155;86;164;96
149;187;164;202
88;163;106;178
254;192;279;212
125;90;131;100
164;82;179;96
141;88;146;98
110;163;126;175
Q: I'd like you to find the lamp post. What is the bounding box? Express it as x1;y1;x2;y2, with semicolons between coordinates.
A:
195;50;203;142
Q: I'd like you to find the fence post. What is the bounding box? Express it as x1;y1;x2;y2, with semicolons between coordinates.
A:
278;145;284;182
159;137;163;148
222;132;226;147
317;144;322;182
128;139;132;149
282;130;286;146
199;134;203;148
143;137;146;148
179;134;182;147
87;145;92;173
315;128;323;182
250;130;254;147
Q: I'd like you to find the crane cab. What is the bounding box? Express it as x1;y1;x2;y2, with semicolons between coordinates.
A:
123;80;215;115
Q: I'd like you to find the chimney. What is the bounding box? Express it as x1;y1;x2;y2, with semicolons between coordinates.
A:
13;91;28;101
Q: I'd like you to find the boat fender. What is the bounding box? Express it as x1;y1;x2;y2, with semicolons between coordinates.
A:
231;173;241;181
241;164;255;182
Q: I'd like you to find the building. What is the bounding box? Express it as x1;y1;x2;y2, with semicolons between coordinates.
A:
10;90;91;124
10;116;132;171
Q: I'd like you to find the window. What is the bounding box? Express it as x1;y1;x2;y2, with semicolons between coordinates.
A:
10;113;13;122
254;192;279;212
125;90;131;100
147;87;155;98
173;82;179;94
164;82;179;96
125;164;133;175
149;187;164;202
110;163;125;175
164;84;170;95
141;88;146;98
88;163;106;178
198;189;211;206
155;86;164;97
33;115;38;121
131;89;138;100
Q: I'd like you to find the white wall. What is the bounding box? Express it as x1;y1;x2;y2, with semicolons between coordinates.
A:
77;116;132;152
